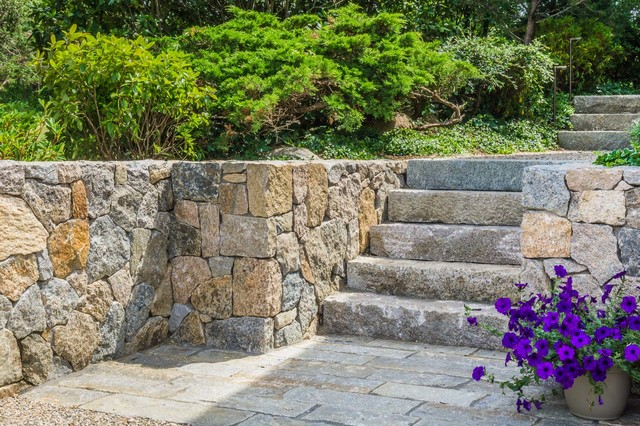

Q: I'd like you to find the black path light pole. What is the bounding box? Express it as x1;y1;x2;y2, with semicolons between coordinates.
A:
569;37;582;100
554;65;568;125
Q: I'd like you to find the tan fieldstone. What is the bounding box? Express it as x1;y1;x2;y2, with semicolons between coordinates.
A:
57;164;82;184
47;220;90;279
149;162;171;184
77;280;113;323
107;267;134;306
22;180;72;231
0;255;39;302
220;183;248;215
172;312;205;345
616;181;634;191
71;180;88;219
358;187;377;252
274;309;297;329
300;247;315;284
276;233;300;274
222;173;246;183
191;275;232;319
219;214;276;258
625;187;640;228
305;164;328;226
293;203;309;240
174;200;200;228
521;212;571;258
568;190;625;225
20;333;53;385
247;163;292;217
129;316;168;353
0;329;22;387
328;173;360;222
292;165;308;204
151;269;173;317
200;203;220;258
0;195;48;262
566;167;623;191
572;223;624;284
233;258;282;317
171;257;211;304
51;311;99;370
114;164;128;185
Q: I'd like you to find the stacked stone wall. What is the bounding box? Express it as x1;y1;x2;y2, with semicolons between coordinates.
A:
0;159;405;395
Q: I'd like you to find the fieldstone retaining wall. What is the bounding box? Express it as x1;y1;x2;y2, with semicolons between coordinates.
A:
521;164;640;294
0;159;405;395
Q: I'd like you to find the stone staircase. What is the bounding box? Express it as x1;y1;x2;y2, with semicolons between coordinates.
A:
322;159;571;350
558;95;640;151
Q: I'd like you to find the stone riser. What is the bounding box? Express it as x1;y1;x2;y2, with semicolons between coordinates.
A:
322;292;503;350
347;257;520;303
574;95;640;114
558;131;630;151
388;189;523;226
369;223;522;265
570;114;639;131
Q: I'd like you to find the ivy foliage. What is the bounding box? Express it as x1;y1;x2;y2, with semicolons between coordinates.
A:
594;121;640;167
176;5;480;153
35;27;214;160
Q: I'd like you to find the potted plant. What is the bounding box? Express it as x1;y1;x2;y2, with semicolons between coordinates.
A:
466;265;640;420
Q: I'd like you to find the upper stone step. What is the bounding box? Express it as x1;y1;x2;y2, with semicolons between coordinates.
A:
369;223;522;265
407;159;567;192
570;114;639;131
388;189;524;226
574;95;640;114
347;256;521;303
558;131;630;151
322;292;503;350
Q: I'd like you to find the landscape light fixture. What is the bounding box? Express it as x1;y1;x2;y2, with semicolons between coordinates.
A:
554;65;568;125
569;37;582;99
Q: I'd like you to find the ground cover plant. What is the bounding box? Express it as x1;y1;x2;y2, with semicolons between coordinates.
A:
594;121;640;167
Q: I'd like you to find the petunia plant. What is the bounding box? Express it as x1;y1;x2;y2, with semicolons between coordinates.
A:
466;265;640;412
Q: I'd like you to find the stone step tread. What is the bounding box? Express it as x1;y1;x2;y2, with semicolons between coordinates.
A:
557;131;630;151
322;291;502;350
369;223;522;265
574;95;640;114
570;114;639;131
388;189;523;226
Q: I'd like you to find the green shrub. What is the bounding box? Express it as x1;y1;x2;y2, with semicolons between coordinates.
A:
443;34;554;119
592;81;640;96
35;27;213;160
0;0;39;96
594;121;640;167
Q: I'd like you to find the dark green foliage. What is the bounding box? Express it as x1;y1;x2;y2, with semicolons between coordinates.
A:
594;122;640;167
0;0;39;96
591;82;640;96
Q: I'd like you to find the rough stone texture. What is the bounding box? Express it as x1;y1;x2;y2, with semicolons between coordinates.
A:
7;285;46;339
623;167;640;186
51;311;99;371
23;181;72;231
292;165;308;204
36;250;54;282
77;280;112;324
274;309;297;329
199;203;220;258
24;163;59;184
156;179;174;212
137;188;159;229
619;227;640;277
172;312;205;345
558;131;630;151
56;164;82;184
208;257;234;278
107;268;134;306
616;180;634;191
48;220;90;279
191;275;232;319
521;165;574;217
174;200;200;228
247;163;293;217
297;283;317;331
574;95;640;114
168;219;201;258
0;195;48;262
571;274;602;296
20;334;52;385
567;190;626;225
521;212;571;258
542;258;588;278
293;203;309;240
625;187;640;228
328;173;359;222
0;164;25;195
149;162;172;184
171;162;221;201
86;217;130;281
222;173;246;183
66;271;88;295
305;164;329;226
0;329;22;386
276;233;300;275
129;316;168;353
566;167;623;191
171;256;210;305
150;270;173;317
572;223;623;284
115;164;127;185
132;231;168;288
168;304;193;333
93;302;126;361
519;259;550;295
271;212;293;235
81;164;115;219
0;255;39;302
358;188;377;252
109;185;140;231
347;257;521;303
233;258;282;317
205;317;274;353
274;322;303;348
220;214;276;258
220;184;249;215
282;273;305;312
40;278;79;328
304;220;349;301
125;284;155;340
222;162;246;174
0;296;11;329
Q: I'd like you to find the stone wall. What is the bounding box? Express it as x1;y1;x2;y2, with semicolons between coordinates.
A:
0;159;405;395
520;164;640;293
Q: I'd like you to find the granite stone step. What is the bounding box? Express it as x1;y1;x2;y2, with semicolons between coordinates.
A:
388;189;524;226
557;131;630;151
369;223;522;265
322;292;503;350
570;114;639;131
406;159;567;192
574;95;640;114
347;257;521;303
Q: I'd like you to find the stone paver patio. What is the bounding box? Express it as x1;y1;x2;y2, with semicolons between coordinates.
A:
21;335;640;425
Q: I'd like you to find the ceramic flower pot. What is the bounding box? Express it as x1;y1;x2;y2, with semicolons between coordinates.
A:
564;366;631;420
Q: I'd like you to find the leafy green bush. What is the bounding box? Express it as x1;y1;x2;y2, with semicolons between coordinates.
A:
594;121;640;167
0;0;39;96
0;102;66;161
443;34;554;119
592;82;640;96
176;5;479;154
35;27;213;160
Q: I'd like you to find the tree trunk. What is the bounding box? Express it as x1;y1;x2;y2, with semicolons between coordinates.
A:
524;0;541;45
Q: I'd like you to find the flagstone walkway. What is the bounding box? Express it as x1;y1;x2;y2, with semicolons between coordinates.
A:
18;336;640;425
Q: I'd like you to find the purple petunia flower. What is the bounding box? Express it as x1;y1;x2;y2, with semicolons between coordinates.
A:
472;366;485;381
535;339;549;357
534;400;543;410
571;332;591;349
536;362;554;379
502;332;519;349
598;348;613;357
592;366;607;382
629;316;640;331
583;355;596;371
557;344;575;362
621;296;637;314
625;344;640;362
602;284;614;303
515;339;533;359
554;265;568;278
467;317;478;326
495;297;512;315
514;282;528;290
612;270;627;280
